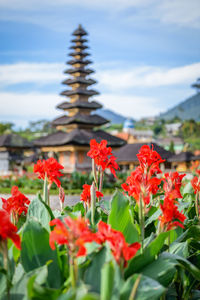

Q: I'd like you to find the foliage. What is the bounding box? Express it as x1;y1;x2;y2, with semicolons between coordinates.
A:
0;142;200;300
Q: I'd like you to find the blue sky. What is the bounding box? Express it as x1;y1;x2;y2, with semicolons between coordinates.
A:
0;0;200;128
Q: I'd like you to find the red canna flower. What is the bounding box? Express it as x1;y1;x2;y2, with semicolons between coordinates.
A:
2;186;30;223
137;145;165;175
191;176;200;194
163;172;185;201
87;139;119;177
33;157;64;188
122;166;162;207
49;216;96;257
80;184;103;207
96;221;140;267
159;197;186;231
0;210;21;249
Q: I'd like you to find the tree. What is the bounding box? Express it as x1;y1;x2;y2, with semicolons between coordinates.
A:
0;122;14;134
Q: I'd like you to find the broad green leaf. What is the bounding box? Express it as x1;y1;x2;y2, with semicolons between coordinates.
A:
140;256;176;287
84;246;112;293
108;190;139;243
161;252;200;281
100;261;114;300
10;265;48;300
145;208;161;227
175;225;200;243
125;231;169;279
182;181;193;195
28;196;51;231
21;219;63;288
120;274;165;300
169;241;189;258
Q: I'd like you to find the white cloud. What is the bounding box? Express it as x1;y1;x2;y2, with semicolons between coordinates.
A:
0;0;200;29
0;91;162;125
1;61;199;90
97;62;200;91
0;62;64;87
98;93;163;119
0;92;61;118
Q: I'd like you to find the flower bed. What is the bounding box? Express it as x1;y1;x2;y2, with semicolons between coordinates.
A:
0;140;200;300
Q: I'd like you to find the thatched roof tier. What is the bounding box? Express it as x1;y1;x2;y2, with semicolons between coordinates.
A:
0;134;32;149
34;129;126;147
72;25;88;36
60;88;99;97
52;114;108;126
62;77;96;86
57;100;102;110
115;143;172;163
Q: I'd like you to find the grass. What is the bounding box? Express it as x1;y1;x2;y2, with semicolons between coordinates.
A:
0;187;115;195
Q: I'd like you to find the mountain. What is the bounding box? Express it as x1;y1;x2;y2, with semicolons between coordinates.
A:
160;92;200;121
95;109;127;124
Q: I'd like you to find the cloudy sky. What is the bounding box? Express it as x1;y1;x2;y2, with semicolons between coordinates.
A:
0;0;200;128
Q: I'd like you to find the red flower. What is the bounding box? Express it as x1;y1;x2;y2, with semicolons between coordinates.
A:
80;184;103;207
49;216;96;257
191;176;200;194
159;197;186;231
33;157;64;187
122;166;162;206
87;139;119;177
0;210;21;249
96;221;140;266
122;145;164;209
2;186;30;220
163;172;185;200
137;145;165;175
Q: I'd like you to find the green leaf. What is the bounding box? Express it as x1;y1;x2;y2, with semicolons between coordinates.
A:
28;196;51;231
120;274;165;300
108;190;139;243
21;219;63;288
182;181;193;195
175;225;200;243
140;256;176;287
145;208;161;227
100;261;115;300
161;252;200;281
84;246;112;293
125;231;169;279
169;241;189;258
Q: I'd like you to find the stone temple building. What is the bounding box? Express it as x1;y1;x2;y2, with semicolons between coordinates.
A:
34;25;125;173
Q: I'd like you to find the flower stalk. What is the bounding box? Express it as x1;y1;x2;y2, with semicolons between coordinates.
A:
90;182;96;226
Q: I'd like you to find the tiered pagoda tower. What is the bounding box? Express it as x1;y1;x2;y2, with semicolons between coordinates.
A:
35;25;125;173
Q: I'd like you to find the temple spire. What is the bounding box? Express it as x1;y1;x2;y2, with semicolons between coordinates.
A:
53;25;108;132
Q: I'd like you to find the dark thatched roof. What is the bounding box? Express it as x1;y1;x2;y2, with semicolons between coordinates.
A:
34;129;126;148
69;45;88;50
70;38;88;43
67;59;92;66
72;25;88;36
52;114;108;126
0;134;32;149
60;88;99;97
168;151;194;162
69;51;90;57
114;143;173;163
62;77;96;86
57;100;102;110
64;67;94;75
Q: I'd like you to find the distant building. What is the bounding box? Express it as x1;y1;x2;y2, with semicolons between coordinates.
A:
114;142;172;171
0;134;33;174
34;25;125;173
156;136;184;154
168;151;200;172
165;123;182;135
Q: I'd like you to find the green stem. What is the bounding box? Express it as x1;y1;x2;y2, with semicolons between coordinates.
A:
195;192;199;220
92;159;98;188
99;169;104;194
69;257;77;288
90;182;96;226
139;195;144;253
129;274;141;300
43;173;49;205
2;241;10;300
